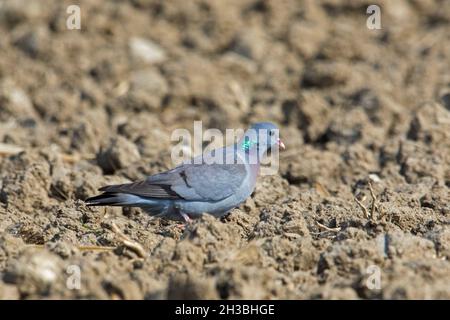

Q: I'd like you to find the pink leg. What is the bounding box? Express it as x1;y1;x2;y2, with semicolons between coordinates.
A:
175;212;191;230
180;212;192;224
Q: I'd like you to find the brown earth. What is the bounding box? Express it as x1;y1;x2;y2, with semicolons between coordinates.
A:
0;0;449;299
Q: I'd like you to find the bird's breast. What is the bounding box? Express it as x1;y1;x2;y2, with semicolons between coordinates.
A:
247;163;260;187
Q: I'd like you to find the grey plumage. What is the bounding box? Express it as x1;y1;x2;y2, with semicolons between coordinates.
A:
85;122;284;222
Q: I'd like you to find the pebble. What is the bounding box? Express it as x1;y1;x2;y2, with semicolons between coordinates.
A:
129;37;167;64
96;136;141;174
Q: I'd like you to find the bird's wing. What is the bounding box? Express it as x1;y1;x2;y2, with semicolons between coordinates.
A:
99;164;247;202
147;162;247;201
98;180;181;199
100;145;248;202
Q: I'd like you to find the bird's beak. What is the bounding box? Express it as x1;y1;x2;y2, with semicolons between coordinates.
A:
277;139;286;150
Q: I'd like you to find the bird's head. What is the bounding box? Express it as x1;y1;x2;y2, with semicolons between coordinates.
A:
239;122;285;161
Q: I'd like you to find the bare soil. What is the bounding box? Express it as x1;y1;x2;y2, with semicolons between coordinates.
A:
0;0;449;299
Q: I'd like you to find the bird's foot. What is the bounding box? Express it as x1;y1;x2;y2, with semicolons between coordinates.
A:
180;212;192;224
175;223;186;230
175;212;192;230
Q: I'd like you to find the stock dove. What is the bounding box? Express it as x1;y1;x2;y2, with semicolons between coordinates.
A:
85;122;285;222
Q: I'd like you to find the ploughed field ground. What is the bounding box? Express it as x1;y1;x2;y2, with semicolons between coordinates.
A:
0;0;449;299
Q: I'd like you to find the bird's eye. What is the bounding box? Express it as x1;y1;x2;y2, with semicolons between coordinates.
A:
269;130;274;136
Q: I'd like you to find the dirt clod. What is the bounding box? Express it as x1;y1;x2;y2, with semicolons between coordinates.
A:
0;0;449;299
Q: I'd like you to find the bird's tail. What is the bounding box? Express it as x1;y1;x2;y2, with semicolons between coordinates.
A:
85;193;142;207
85;193;169;217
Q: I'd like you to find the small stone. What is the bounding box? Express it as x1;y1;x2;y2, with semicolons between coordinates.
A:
46;241;79;259
368;174;381;183
229;28;267;61
387;231;436;260
0;80;36;120
129;37;166;64
167;274;218;299
302;61;349;88
96;136;141;174
288;21;327;59
124;68;168;111
3;250;62;296
13;26;49;59
440;93;450;111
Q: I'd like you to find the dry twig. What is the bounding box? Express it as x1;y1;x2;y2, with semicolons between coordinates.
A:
228;81;250;112
354;195;370;219
0;143;23;156
110;222;146;258
76;245;116;252
315;182;331;197
354;181;385;220
60;153;81;164
315;221;341;232
368;181;379;218
26;244;115;252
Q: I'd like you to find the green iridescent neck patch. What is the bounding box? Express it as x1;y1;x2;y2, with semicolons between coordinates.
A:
242;139;255;151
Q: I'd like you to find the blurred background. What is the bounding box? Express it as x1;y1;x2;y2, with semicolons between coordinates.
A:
0;0;449;299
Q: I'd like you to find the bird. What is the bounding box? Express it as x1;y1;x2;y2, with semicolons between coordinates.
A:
85;122;285;223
